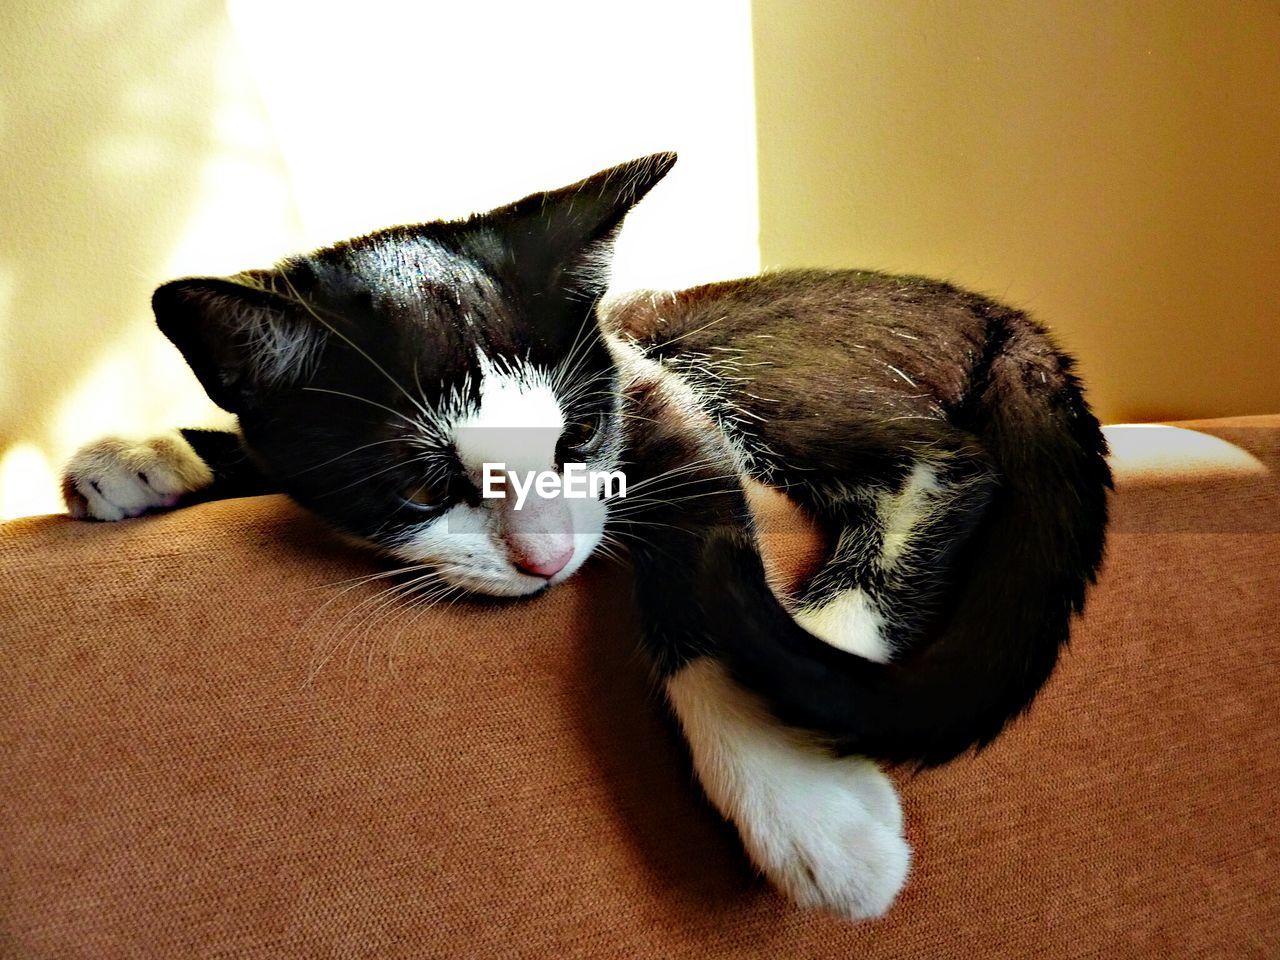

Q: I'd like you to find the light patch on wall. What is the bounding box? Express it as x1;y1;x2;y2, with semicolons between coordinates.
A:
224;0;759;292
91;134;171;180
0;444;60;521
51;342;234;470
162;32;301;278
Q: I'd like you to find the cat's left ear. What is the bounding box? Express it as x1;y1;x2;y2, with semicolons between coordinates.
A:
474;152;677;302
152;271;328;413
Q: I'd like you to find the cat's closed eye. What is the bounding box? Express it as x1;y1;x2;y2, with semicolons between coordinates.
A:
558;417;599;459
400;479;451;511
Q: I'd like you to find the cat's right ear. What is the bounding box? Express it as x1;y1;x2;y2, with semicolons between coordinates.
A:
152;275;326;413
476;152;678;303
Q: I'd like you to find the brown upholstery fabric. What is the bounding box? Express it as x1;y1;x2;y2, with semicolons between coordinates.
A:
2;416;1277;958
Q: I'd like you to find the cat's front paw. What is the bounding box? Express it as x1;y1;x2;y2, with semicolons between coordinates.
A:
740;754;910;921
666;660;910;922
62;434;213;520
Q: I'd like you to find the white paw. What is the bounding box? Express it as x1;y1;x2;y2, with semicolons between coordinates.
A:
665;659;910;922
62;434;213;521
738;753;910;921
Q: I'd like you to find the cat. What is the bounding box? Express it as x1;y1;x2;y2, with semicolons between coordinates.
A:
61;153;1111;920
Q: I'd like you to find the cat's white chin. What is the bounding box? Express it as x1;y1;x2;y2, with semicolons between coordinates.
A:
387;508;606;599
444;569;552;598
448;526;604;596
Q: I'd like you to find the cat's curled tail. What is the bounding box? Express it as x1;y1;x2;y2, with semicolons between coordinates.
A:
699;311;1112;767
624;306;1111;770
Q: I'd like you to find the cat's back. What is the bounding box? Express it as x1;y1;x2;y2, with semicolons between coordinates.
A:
606;269;1006;413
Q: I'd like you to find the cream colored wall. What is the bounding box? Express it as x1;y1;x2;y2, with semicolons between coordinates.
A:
0;0;271;518
0;0;758;518
753;1;1279;424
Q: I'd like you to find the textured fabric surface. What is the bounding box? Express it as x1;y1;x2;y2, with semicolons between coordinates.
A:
2;417;1277;959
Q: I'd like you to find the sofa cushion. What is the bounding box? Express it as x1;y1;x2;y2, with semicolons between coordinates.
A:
1;416;1276;958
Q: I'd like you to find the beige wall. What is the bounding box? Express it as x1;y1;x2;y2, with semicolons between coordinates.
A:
753;1;1279;424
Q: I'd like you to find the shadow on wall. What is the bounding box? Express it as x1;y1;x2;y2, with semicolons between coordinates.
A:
0;0;270;518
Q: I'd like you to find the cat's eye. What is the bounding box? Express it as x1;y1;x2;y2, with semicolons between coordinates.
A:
400;479;449;511
560;417;599;452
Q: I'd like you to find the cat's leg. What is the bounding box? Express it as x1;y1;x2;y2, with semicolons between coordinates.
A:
664;656;910;921
788;486;893;662
620;357;910;919
62;428;273;520
790;458;995;663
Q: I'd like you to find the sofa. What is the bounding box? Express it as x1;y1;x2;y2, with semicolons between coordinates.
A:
2;415;1277;959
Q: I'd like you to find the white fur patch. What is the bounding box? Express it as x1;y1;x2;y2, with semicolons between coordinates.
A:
245;307;325;385
62;433;213;521
664;659;910;922
388;497;605;597
879;463;942;568
795;589;893;663
451;354;565;478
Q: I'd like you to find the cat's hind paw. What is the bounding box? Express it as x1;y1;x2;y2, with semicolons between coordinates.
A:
62;434;213;520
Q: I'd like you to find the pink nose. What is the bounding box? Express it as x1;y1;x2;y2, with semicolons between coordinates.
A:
508;541;574;579
502;483;575;580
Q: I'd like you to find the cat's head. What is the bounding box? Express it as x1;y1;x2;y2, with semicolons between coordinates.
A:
152;153;675;596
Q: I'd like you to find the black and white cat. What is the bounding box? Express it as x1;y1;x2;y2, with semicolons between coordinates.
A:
62;153;1110;920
